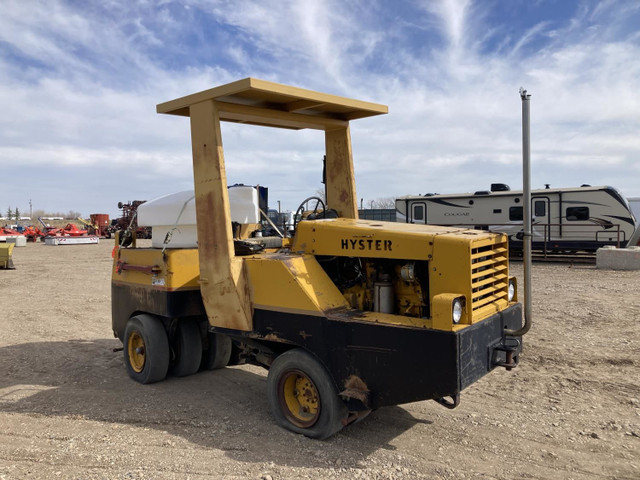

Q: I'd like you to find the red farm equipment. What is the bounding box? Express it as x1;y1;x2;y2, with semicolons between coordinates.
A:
106;201;151;240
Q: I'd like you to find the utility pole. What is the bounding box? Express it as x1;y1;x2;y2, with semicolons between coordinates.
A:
29;199;32;219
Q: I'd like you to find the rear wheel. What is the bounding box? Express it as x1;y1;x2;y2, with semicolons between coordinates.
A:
267;349;347;439
169;318;202;377
201;332;232;370
124;314;169;384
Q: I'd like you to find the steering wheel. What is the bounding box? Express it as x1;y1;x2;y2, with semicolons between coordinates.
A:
294;196;326;229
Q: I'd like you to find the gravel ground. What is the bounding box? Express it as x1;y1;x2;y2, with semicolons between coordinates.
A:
0;240;638;479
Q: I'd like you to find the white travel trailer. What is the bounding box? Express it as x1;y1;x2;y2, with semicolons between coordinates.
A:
396;184;638;252
629;198;640;221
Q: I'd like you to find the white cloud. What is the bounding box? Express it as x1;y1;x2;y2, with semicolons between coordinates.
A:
0;0;639;218
421;0;472;52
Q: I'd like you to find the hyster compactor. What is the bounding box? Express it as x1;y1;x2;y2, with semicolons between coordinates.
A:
112;78;529;439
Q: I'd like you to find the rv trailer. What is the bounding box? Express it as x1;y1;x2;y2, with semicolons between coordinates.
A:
629;197;640;222
396;184;637;252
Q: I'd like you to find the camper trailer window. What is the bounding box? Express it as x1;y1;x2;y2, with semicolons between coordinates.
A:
412;205;425;221
566;206;589;221
509;206;523;221
534;201;546;217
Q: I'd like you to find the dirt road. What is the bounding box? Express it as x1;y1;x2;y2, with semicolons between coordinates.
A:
1;241;638;479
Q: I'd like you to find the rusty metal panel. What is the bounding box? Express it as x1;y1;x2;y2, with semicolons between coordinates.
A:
189;100;253;331
325;126;357;218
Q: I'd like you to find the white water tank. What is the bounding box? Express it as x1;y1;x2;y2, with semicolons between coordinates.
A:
228;185;260;224
137;186;260;248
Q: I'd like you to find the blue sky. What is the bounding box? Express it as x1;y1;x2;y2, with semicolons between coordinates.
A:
1;0;639;218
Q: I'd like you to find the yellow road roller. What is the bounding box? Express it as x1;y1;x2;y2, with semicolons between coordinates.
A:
112;78;529;439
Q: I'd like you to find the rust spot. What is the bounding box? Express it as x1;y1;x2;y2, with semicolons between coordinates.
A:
325;306;367;321
299;330;312;340
340;375;370;406
263;333;283;342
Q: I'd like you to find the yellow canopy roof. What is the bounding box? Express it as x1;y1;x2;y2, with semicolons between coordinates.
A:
157;77;388;130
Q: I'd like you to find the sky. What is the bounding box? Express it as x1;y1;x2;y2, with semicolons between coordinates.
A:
1;0;639;219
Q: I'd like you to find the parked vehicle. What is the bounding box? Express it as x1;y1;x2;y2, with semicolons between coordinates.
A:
106;201;151;240
629;197;640;223
112;78;530;439
396;184;637;252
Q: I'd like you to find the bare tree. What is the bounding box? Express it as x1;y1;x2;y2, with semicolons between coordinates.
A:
366;197;396;209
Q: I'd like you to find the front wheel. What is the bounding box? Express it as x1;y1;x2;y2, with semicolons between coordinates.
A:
124;314;170;384
267;349;347;439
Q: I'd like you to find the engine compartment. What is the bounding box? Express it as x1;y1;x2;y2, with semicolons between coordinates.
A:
317;256;430;318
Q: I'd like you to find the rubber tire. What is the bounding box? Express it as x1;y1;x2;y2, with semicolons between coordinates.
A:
123;314;170;384
201;332;232;370
267;349;347;440
169;318;203;377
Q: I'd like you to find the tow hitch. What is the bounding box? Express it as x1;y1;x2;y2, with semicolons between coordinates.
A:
492;337;521;371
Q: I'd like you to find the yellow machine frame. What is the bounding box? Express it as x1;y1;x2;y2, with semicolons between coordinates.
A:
157;78;388;332
112;78;526;440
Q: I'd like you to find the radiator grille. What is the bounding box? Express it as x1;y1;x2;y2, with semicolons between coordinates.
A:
470;239;509;319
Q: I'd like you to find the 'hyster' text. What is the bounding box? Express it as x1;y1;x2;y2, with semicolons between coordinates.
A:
341;239;392;251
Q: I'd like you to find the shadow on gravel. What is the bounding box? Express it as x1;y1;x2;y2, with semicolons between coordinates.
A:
0;339;437;468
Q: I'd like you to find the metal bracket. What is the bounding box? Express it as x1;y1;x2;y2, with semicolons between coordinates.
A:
434;393;460;409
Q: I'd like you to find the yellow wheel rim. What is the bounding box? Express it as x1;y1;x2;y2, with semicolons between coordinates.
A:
278;370;320;428
127;331;146;373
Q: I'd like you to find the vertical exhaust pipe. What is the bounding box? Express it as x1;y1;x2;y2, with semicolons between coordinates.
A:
505;88;532;336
